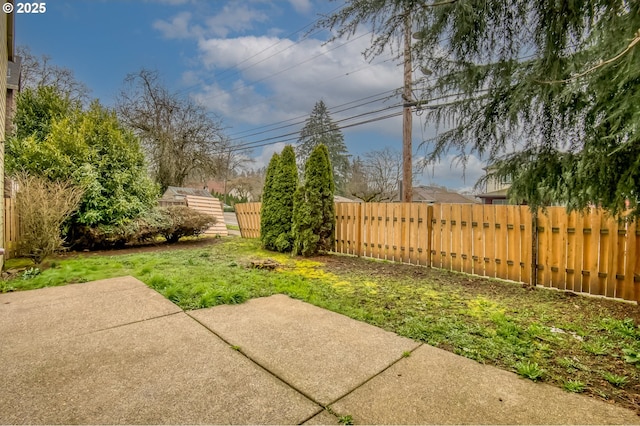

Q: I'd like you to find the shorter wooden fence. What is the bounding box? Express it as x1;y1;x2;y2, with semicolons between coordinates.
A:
235;202;262;239
4;198;19;259
235;202;640;303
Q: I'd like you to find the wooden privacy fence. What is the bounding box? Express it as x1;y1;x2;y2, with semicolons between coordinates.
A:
4;198;19;259
235;202;640;303
235;202;262;239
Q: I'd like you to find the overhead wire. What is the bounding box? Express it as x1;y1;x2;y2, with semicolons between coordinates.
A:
225;102;405;151
227;88;403;140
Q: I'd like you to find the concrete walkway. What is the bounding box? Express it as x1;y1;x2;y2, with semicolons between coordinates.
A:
1;277;638;425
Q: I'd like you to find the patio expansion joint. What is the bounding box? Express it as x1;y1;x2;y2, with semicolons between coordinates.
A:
185;311;327;419
324;342;425;410
80;311;185;337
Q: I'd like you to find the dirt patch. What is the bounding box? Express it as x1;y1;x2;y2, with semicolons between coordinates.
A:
319;254;640;321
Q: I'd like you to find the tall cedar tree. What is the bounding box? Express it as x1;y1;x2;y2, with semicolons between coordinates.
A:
260;153;280;250
260;146;298;252
293;144;335;256
319;1;640;217
296;100;349;195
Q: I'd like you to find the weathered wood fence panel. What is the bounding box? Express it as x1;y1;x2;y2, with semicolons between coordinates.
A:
231;201;640;302
429;204;533;285
184;196;228;237
334;202;361;256
235;202;261;239
536;208;639;301
4;198;19;259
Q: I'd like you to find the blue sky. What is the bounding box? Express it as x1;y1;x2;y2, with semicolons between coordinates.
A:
15;0;486;192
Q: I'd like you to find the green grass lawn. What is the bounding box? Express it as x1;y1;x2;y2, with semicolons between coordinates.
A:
3;237;640;411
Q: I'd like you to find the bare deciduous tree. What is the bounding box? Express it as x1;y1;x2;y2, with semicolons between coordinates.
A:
211;137;254;204
17;45;90;103
117;69;225;191
348;147;402;202
228;169;266;202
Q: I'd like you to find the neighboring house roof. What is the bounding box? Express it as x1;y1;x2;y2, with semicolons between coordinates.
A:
406;186;478;204
162;186;213;200
334;195;359;203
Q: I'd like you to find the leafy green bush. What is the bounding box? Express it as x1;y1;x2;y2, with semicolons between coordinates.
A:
7;89;159;232
159;206;216;243
72;208;168;249
71;206;215;248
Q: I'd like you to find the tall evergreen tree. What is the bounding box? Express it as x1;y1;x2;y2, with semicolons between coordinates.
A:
260;146;298;252
293;144;335;256
320;1;640;217
260;153;280;251
296;100;350;195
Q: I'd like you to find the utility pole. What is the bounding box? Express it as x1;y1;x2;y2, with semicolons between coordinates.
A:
402;9;413;203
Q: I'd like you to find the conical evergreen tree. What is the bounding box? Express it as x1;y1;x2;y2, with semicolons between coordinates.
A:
293;144;335;256
272;145;298;252
260;153;280;250
260;146;298;252
296;100;349;195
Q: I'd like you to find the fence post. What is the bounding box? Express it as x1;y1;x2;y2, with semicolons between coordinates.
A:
427;204;433;267
530;208;538;288
355;202;363;257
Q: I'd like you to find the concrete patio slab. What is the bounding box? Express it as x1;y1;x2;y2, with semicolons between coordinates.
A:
330;344;640;425
0;312;320;424
0;276;180;348
189;294;420;405
303;409;340;425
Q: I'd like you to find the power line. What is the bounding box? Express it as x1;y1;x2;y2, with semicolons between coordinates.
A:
227;89;402;141
224;110;405;153
224;55;397;118
226;102;405;151
217;88;495;155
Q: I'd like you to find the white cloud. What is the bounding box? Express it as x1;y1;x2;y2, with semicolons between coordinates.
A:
153;11;199;39
253;142;286;169
195;32;402;133
151;2;483;190
288;0;313;14
205;4;269;38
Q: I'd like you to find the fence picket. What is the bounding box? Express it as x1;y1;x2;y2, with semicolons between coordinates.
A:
460;205;473;275
615;218;627;299
471;204;484;276
451;205;462;272
484;205;497;278
566;210;580;292
495;205;508;278
520;206;532;286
